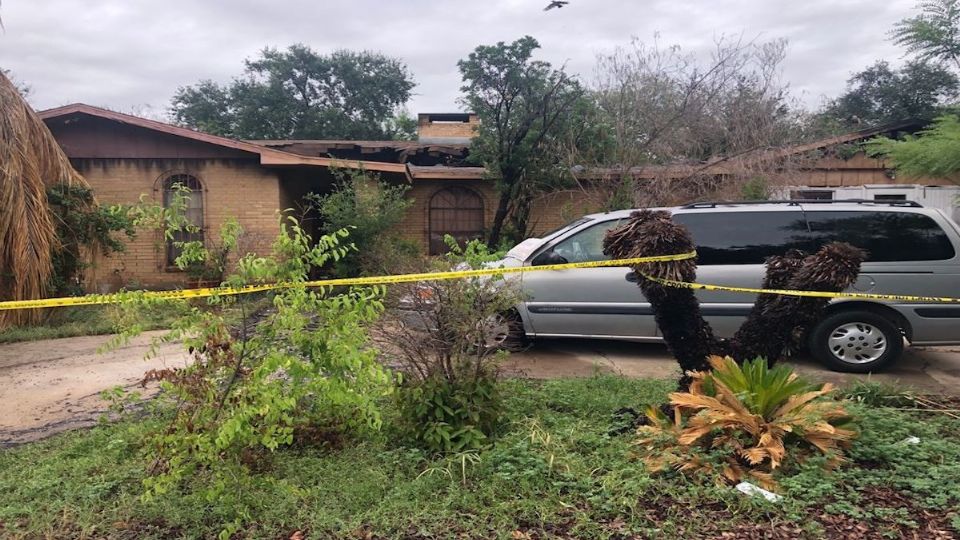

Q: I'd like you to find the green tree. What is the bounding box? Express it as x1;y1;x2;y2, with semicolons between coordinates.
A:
171;44;415;140
866;0;960;179
867;113;960;179
384;109;418;141
307;167;414;276
822;60;959;127
893;0;960;69
458;36;586;246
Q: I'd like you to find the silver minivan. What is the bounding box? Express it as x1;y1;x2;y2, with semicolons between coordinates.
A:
500;200;960;372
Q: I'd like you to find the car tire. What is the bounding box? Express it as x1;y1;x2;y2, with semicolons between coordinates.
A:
808;310;904;373
482;310;529;352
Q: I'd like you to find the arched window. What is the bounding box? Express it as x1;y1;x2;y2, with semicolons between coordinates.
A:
162;173;204;266
428;187;484;254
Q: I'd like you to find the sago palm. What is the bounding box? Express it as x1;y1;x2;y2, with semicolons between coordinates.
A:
635;356;856;489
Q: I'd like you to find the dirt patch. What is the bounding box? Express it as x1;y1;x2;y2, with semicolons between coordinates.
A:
0;330;189;445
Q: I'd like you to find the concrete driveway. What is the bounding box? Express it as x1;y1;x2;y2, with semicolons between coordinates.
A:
503;338;960;395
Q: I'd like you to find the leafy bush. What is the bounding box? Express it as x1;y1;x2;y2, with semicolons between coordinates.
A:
635;356;856;489
308;166;414;276
174;217;242;284
379;238;520;453
112;217;391;530
46;184;135;296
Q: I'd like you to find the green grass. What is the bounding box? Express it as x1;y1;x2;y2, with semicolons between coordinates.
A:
0;294;273;344
0;304;185;344
1;376;958;539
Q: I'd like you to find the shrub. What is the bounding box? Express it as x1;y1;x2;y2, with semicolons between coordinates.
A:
112;217;391;529
635;356;856;489
174;217;243;285
307;166;414;276
378;238;520;453
46;184;135;296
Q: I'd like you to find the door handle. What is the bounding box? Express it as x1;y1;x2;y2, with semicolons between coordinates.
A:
625;271;638;283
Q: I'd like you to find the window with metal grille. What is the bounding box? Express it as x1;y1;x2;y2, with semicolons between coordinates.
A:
162;174;204;267
428;187;484;254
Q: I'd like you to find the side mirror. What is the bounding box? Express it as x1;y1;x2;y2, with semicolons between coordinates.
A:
532;250;568;266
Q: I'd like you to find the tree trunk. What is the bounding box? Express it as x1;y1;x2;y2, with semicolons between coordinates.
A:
487;189;512;248
508;195;532;243
728;243;864;364
604;211;865;390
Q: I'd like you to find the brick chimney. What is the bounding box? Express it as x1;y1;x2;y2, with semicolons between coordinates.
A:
417;113;478;144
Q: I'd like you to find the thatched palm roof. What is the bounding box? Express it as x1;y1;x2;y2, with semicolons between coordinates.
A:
0;71;88;327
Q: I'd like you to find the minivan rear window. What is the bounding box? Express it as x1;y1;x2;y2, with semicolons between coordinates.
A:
674;210;956;265
805;211;955;262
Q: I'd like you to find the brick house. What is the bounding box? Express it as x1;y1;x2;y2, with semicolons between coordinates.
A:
39;105;583;291
40;105;959;291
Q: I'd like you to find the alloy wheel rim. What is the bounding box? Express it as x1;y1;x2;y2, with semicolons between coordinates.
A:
827;322;887;364
481;314;511;348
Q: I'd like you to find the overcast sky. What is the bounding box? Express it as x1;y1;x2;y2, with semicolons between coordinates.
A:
0;0;919;119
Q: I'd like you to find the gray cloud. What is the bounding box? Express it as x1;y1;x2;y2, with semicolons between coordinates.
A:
0;0;918;118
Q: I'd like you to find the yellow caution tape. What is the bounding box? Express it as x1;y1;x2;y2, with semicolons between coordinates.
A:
0;251;698;311
7;249;957;310
641;274;960;304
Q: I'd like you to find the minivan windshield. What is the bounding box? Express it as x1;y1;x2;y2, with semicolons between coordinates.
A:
504;217;593;261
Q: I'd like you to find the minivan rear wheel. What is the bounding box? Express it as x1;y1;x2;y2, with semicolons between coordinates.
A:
808;310;903;373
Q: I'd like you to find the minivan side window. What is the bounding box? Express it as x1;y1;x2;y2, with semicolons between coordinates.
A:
673;212;811;265
805;211;955;262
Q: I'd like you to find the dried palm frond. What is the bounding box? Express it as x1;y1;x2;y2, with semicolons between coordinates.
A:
634;356;855;489
0;71;88;327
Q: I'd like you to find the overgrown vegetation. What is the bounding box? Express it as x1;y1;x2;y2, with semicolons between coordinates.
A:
2;375;958;539
46;184;135;296
378;239;520;454
307;167;415;277
0;70;89;327
107;217;391;533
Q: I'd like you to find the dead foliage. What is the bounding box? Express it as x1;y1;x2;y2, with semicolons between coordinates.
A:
634;356;856;491
0;71;90;327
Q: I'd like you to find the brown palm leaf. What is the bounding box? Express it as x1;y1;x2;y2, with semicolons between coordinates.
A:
0;71;88;327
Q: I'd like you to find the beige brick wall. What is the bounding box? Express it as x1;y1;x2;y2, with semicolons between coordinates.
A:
73;158;282;291
529;190;605;235
417;114;479;140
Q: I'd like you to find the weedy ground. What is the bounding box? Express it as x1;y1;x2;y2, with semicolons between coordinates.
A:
0;305;181;344
1;376;958;539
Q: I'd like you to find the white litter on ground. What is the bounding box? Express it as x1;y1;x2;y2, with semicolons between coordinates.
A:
735;481;783;502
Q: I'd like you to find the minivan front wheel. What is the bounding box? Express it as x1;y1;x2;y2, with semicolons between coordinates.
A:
480;310;529;352
808;310;903;373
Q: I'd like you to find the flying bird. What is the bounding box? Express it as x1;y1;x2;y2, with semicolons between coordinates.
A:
544;1;569;11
